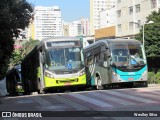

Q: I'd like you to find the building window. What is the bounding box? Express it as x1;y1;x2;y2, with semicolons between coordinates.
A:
129;6;133;14
129;22;133;30
151;0;157;8
117;24;121;32
135;4;140;12
117;0;121;3
117;10;121;17
137;20;141;28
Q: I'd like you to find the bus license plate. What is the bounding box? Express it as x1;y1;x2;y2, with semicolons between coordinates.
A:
128;78;134;80
64;82;71;86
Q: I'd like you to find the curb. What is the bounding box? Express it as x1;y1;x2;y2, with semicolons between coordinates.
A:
148;84;160;87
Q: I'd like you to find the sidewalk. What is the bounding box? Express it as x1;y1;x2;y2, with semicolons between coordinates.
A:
148;84;160;87
0;78;8;97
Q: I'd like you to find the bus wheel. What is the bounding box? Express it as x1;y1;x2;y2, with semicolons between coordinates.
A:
96;76;103;90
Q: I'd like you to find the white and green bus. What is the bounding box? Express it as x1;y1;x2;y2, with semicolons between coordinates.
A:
21;37;86;94
84;39;148;89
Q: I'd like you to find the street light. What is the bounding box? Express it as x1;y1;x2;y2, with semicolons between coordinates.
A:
142;21;154;48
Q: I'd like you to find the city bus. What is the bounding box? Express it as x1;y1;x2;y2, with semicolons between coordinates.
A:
5;65;24;95
21;37;86;94
84;38;148;90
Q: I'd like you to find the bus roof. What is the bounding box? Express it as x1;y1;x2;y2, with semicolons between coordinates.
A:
84;38;141;50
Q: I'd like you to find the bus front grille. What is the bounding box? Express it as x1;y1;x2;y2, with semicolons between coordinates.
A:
56;79;78;84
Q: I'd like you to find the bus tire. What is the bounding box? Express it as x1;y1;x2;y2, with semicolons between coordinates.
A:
96;76;103;90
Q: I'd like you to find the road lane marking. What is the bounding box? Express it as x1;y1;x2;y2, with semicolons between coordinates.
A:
67;93;113;108
102;91;157;103
136;92;160;100
87;92;135;105
50;95;90;111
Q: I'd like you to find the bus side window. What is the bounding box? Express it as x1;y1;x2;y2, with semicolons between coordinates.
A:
104;53;107;61
86;57;93;66
94;53;100;63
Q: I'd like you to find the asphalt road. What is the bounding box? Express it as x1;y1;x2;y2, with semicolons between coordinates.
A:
1;85;160;120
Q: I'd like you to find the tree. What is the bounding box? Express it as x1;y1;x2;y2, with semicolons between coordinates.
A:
22;38;40;56
9;38;40;67
0;0;34;79
135;9;160;56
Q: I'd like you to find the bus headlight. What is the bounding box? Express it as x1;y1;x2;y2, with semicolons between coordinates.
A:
112;71;118;76
17;85;22;89
45;72;54;78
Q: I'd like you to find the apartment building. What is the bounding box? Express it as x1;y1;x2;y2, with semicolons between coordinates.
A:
81;18;90;36
67;18;90;37
90;0;116;35
99;6;116;28
68;20;82;37
34;6;62;40
62;21;69;37
116;0;160;38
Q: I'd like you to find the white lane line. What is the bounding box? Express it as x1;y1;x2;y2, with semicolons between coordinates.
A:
136;92;160;100
103;91;157;103
87;92;135;105
51;95;90;111
68;93;113;108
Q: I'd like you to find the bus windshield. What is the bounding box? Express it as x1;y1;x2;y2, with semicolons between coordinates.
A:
45;47;84;71
110;43;146;67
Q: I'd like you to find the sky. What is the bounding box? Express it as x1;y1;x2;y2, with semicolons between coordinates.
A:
27;0;90;22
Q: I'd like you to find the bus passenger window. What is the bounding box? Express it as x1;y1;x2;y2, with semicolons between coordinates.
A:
94;54;100;62
86;57;93;66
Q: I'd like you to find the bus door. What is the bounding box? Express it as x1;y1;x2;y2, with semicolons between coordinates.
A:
100;49;111;86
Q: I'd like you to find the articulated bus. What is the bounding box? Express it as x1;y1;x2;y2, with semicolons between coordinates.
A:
84;39;148;90
21;37;86;94
5;65;24;95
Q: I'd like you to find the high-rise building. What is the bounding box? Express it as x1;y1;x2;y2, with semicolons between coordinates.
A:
90;0;116;35
34;6;62;40
69;20;82;37
66;18;90;37
62;21;69;37
116;0;160;38
81;18;90;36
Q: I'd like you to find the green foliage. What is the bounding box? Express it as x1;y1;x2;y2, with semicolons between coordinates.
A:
0;0;34;79
135;9;160;56
148;71;160;84
9;39;40;67
22;39;40;56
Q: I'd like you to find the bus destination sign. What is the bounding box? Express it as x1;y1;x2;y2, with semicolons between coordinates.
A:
47;41;79;47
